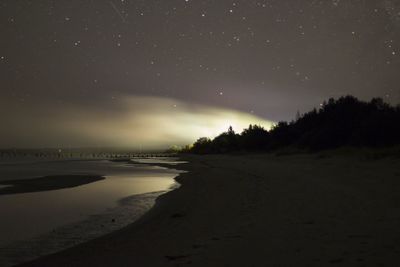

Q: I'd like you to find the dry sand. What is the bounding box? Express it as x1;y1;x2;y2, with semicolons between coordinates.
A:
21;153;400;266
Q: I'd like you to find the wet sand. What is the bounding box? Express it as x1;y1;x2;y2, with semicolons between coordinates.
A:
0;175;105;195
21;153;400;266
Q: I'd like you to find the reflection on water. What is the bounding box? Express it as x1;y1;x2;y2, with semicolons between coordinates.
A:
0;174;176;245
0;159;182;266
132;157;187;165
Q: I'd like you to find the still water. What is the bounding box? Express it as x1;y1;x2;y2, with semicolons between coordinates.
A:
0;158;182;266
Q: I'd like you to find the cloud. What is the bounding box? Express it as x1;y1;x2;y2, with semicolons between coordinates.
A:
0;96;274;149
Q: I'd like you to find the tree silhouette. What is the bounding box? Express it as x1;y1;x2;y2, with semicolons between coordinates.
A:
186;96;400;154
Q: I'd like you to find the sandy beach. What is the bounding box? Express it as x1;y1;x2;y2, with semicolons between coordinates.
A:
21;153;400;266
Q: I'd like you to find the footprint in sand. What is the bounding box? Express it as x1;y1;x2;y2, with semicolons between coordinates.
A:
171;212;186;218
329;258;344;264
165;254;190;261
192;244;207;249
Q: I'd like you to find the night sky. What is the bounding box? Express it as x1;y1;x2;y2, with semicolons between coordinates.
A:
0;0;399;148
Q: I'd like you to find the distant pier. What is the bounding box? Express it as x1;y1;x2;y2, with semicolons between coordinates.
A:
0;149;178;160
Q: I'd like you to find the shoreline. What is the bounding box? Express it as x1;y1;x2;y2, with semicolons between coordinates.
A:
20;153;400;266
0;175;105;195
1;190;170;267
18;156;194;266
0;159;181;266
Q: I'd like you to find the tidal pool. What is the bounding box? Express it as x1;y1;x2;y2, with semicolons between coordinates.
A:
0;158;182;266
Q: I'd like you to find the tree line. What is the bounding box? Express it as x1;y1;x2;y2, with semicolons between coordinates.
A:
185;96;400;154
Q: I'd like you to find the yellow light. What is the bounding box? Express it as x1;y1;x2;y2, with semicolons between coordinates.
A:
0;96;274;149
